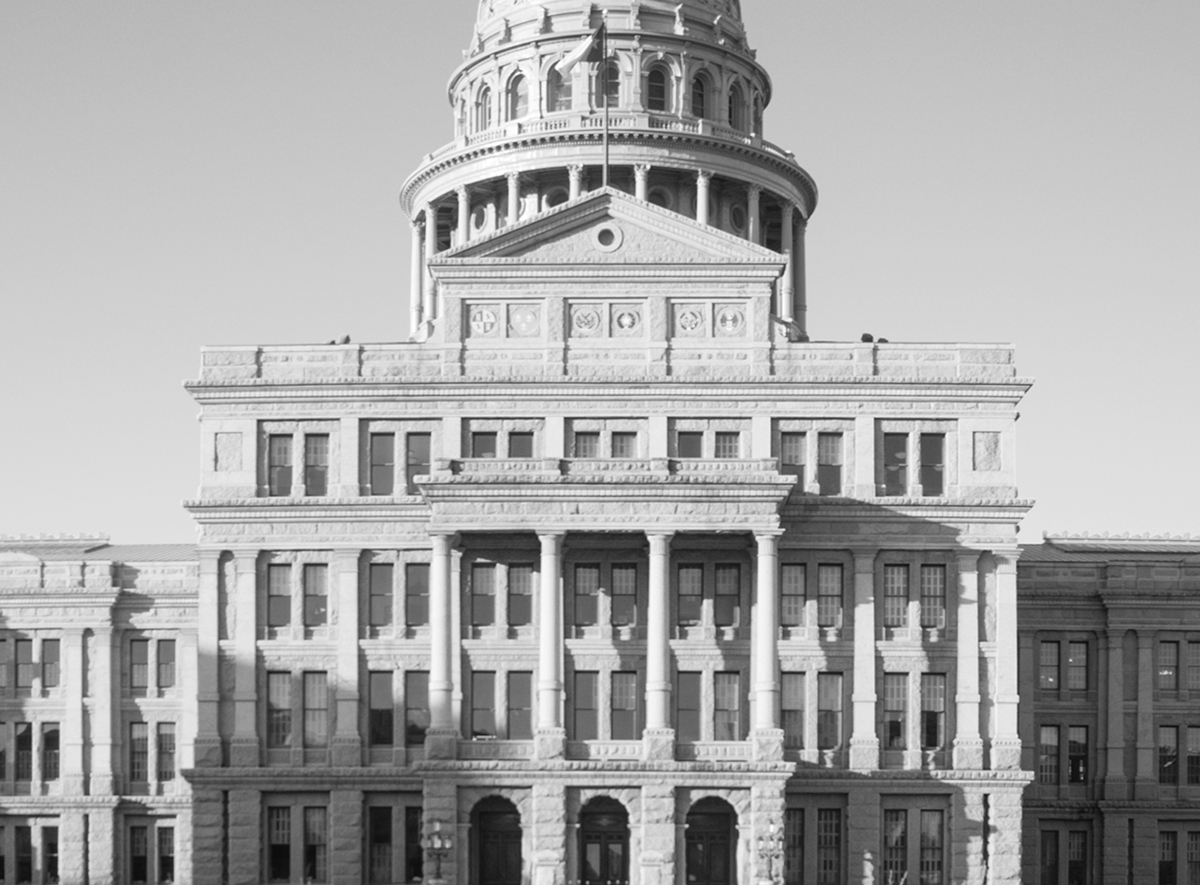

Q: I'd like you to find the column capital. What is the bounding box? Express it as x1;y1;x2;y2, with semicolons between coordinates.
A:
634;163;651;177
506;170;522;185
991;549;1020;573
746;183;763;198
696;169;713;184
411;216;425;233
455;184;470;200
567;164;584;179
645;532;675;553
753;531;783;552
851;548;878;571
956;550;982;571
538;531;566;550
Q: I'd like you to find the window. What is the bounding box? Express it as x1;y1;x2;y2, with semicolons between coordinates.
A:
476;85;492;132
405;433;431;495
817;673;843;749
471;672;496;738
548;67;572;112
403;563;428;628
919;811;945;885
678;565;703;626
131;639;150;696
1190;642;1200;691
612;564;637;627
713;672;742;740
131;722;149;782
920;565;947;630
714;564;739;626
1189;727;1200;785
1039;641;1060;690
677;672;702;742
304;808;329;882
611;671;639;739
817;565;843;628
647;68;669;111
42;723;59;780
817;809;842;885
508;672;533;739
268;564;292;629
1067;832;1086;885
922;674;946;750
15;723;31;782
508;74;528;120
1161;832;1177;885
1040;831;1058;885
405;672;429;746
691;76;708;118
596;61;619;108
575;564;600;627
883;565;908;627
714;431;740;459
1160;641;1180;690
883;433;907;495
677;431;703;458
574;672;599;740
727;83;745;131
782;673;805;748
1067;726;1087;783
1063;641;1087;691
1189;832;1200;885
817;433;842;495
784;809;803;885
268;435;293;496
303;672;328;749
574;432;600;458
158;640;175;689
472;564;496;626
509;431;534;458
508;564;533;627
883;810;907;882
368;563;394;631
1039;725;1059;784
15;827;32;883
406;807;423;882
472;432;498;458
132;826;150;884
268;807;292;882
304;434;329;496
369;433;395;495
158;723;176;781
780;431;805;476
369;672;394;747
781;564;805;627
1160;726;1179;784
303;564;328;629
612;431;637;458
882;674;907;750
920;433;945;496
15;640;32;696
368;807;393;885
40;640;59;689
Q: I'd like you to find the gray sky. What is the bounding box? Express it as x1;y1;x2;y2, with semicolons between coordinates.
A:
2;2;1197;544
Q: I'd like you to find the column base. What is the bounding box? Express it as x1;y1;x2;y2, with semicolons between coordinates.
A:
952;738;985;770
331;737;362;767
751;728;785;762
848;737;879;770
425;728;459;760
642;728;676;762
89;773;114;795
229;739;259;768
990;738;1022;770
535;727;567;760
193;736;224;768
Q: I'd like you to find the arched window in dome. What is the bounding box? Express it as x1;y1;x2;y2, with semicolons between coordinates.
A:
594;62;620;110
475;85;493;132
728;82;746;132
547;67;572;113
691;75;709;119
507;74;529;120
647;68;671;112
752;92;764;136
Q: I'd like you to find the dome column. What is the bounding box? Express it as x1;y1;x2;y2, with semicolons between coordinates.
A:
409;218;425;334
634;164;651;201
506;172;521;225
747;184;762;244
779;203;794;320
456;186;471;246
793;216;808;337
695;169;712;224
568;164;584;200
422;203;437;322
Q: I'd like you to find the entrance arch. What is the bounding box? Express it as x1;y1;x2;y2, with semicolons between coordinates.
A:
472;796;522;885
578;797;629;884
685;797;737;885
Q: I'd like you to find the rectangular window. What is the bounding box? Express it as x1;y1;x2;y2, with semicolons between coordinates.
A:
303;564;328;628
574;671;599;741
611;564;637;627
470;671;496;738
405;672;429;746
405;807;424;883
42;722;59;780
131;639;150;695
780;431;805;475
612;431;637;458
369;672;394;747
130;722;149;782
1068;726;1088;783
158;639;176;689
0;722;7;779
574;564;600;627
782;672;805;749
1067;832;1087;885
714;672;742;740
41;639;60;688
883;564;908;628
816;809;842;885
611;671;640;740
920;433;945;497
1190;642;1200;692
304;434;329;496
405;433;431;495
781;564;805;627
304;807;329;883
15;722;32;782
817;433;842;495
677;672;702;742
471;564;496;626
1161;832;1178;885
883;432;908;496
268;807;291;882
920;810;945;885
883;809;907;882
1188;832;1200;885
43;827;58;884
817;565;843;628
368;807;393;885
817;673;843;749
508;564;533;627
405;563;429;627
268;434;293;496
508;431;534;458
1038;725;1059;784
157;722;176;781
922;674;946;750
574;431;600;458
714;564;740;627
1040;642;1060;691
714;431;740;459
15;639;32;695
472;432;498;458
920;565;947;630
131;826;149;884
267;564;292;629
267;672;292;748
15;827;32;884
1189;727;1200;785
303;672;329;749
678;564;703;626
882;674;907;750
784;808;803;885
369;563;394;629
1066;642;1087;691
1160;641;1180;691
369;432;395;495
1160;725;1179;784
677;431;703;458
508;672;533;740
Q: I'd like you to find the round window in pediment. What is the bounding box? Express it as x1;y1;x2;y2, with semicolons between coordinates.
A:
592;224;624;253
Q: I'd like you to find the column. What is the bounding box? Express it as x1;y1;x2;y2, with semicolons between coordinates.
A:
228;790;263;885
61;629;85;795
194;552;222;767
506;171;521;225
634;164;651;201
422;203;437;322
427;533;457;758
695;170;712;224
90;626;115;794
456;186;470;245
991;551;1021;769
747;184;761;244
409;218;425;334
331;789;365;885
1102;628;1126;798
953;552;984;769
848;549;879;770
332;550;362;766
1135;629;1156;796
568;164;584;200
536;532;566;758
792;218;807;338
88;808;116;885
230;551;259;767
753;532;784;761
644;532;675;760
779;203;795;320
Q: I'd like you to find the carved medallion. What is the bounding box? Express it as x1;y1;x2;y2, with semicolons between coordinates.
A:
611;305;643;337
469;306;499;337
508;304;540;338
571;306;602;338
715;305;746;337
674;305;706;337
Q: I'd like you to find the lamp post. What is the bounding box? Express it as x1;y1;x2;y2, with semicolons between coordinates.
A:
757;822;784;885
422;819;453;883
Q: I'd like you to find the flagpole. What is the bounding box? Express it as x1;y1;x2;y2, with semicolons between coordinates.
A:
602;17;609;189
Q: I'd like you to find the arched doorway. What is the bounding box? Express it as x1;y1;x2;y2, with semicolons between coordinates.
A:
472;796;521;885
685;797;737;885
578;797;629;885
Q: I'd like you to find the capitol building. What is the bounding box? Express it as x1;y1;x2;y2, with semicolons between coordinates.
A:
3;2;1199;884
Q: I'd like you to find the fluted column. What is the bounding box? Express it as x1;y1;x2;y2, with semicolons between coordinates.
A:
456;186;470;246
536;532;566;758
992;551;1022;769
568;164;584;200
409;219;424;334
779;203;795;320
695;170;712;224
427;533;457;758
753;533;781;729
793;218;807;337
506;172;521;226
644;532;675;760
849;549;879;769
634;164;651;201
747;184;762;244
422;203;437;322
953;552;984;769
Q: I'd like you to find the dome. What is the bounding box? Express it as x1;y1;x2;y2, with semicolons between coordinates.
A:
476;0;745;32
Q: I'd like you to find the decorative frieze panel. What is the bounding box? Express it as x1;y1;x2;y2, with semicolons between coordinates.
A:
466;302;541;340
568;301;646;339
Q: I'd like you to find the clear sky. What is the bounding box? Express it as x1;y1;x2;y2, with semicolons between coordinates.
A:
1;2;1197;544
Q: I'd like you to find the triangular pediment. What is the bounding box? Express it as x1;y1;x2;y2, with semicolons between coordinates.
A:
435;188;784;266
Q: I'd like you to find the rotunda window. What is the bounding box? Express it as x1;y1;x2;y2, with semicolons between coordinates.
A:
508;74;529;121
728;83;746;132
691;75;708;119
543;187;569;210
647;186;673;210
730;204;747;233
547;68;573;113
647;68;670;112
476;85;493;132
595;62;620;110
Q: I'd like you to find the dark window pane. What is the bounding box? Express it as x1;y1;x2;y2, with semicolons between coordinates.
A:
473;432;498;458
920;433;945;496
780;432;805;473
817;433;842;495
677;672;702;742
370;433;395;495
158;639;176;688
405;433;431;495
508;672;533;739
369;672;394;747
405;563;429;627
574;671;599;740
304;434;329;496
612;432;637;458
268;435;293;496
508;564;533;627
883;433;907;496
472;564;496;626
369;563;394;629
648;68;668;111
303;564;328;627
677;432;703;458
509;431;534;458
472;671;497;738
405;672;429;746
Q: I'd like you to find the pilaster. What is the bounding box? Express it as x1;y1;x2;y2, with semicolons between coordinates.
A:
536;532;566;759
427;532;458;759
61;628;86;795
532;782;567;885
191;788;226;885
228;789;262;885
230;551;259;768
991;551;1022;769
89;625;115;794
88;807;116;885
954;551;984;769
331;789;364;885
332;549;362;766
1102;628;1127;798
849;549;879;769
194;551;223;767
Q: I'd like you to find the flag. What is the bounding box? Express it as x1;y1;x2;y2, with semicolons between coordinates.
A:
555;24;606;77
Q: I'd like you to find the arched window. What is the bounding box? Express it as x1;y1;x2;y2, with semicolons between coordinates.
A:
578;798;629;885
595;62;620;109
473;797;522;885
547;68;572;112
476;85;493;132
685;798;737;885
647;68;670;112
728;83;745;132
507;74;529;120
752;92;764;135
692;75;708;119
